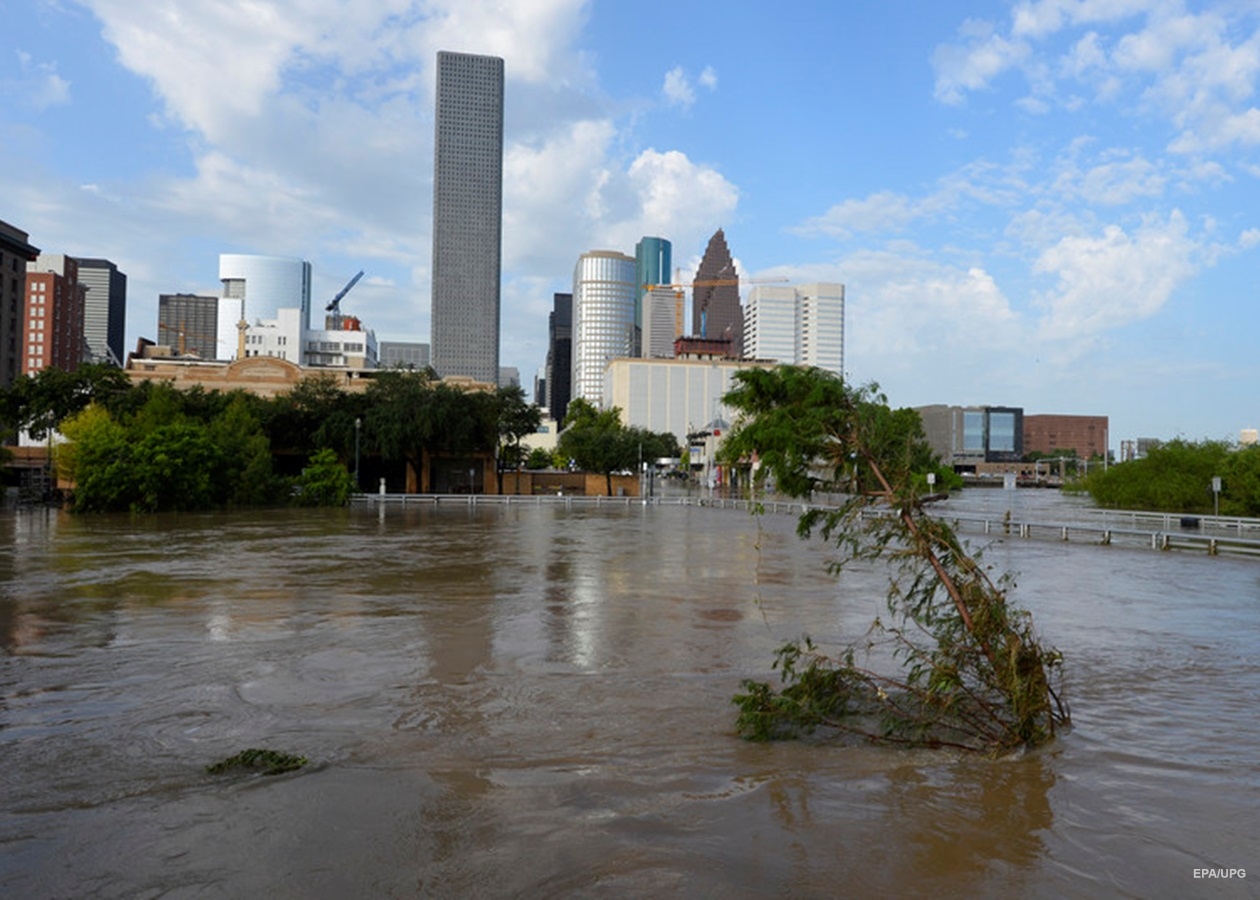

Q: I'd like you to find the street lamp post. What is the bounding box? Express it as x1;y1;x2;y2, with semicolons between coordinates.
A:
354;417;361;491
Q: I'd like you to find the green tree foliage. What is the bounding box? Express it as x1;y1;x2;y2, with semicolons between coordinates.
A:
1076;439;1260;515
28;363;546;510
557;399;677;495
364;369;497;480
1;363;132;440
720;366;1068;755
293;447;354;507
57;385;288;513
263;374;364;460
56;405;132;512
525;446;553;470
496;385;541;463
208;394;288;507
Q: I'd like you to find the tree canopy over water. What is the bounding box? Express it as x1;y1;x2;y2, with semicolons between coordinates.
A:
721;366;1069;755
1074;438;1260;516
3;368;542;513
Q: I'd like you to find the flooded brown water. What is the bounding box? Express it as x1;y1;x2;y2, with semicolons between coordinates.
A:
1;497;1258;898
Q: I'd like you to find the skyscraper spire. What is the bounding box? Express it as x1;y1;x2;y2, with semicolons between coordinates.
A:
692;228;741;356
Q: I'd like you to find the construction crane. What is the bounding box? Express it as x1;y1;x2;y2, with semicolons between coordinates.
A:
642;276;789;338
157;318;217;357
325;270;365;330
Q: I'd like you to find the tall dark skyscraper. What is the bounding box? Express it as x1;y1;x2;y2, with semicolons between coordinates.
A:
692;228;741;355
430;50;504;385
544;292;572;423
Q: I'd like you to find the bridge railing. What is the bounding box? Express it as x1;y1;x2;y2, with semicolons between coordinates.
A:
350;493;1260;559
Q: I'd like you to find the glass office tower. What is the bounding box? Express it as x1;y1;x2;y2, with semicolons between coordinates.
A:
572;250;636;406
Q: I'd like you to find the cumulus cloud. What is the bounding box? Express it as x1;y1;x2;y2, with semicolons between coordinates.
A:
662;64;717;109
821;248;1029;402
1034;210;1198;339
932;1;1260;160
932;19;1031;104
82;0;593;141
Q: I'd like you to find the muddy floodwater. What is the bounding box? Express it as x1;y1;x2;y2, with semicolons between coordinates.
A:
2;495;1258;898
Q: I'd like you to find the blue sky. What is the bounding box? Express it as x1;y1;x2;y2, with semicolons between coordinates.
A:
3;0;1259;448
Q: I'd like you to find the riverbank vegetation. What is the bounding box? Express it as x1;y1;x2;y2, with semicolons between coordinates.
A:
2;367;542;513
720;366;1069;755
1072;439;1260;516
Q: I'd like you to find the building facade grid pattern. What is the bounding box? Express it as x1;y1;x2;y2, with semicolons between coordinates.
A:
430;51;504;384
158;293;219;358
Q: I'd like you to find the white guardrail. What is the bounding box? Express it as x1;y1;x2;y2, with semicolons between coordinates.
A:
350;493;1260;559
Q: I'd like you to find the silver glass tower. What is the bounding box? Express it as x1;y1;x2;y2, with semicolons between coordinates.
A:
572;250;637;406
430;51;504;384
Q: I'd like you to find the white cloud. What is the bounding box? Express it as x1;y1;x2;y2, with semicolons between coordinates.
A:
1034;210;1198;339
1011;0;1171;40
7;51;71;109
1053;150;1167;204
796;191;921;238
829;248;1027;401
934;1;1260;163
82;0;593;141
932;19;1031;104
617;148;738;247
662;66;695;108
662;65;717;109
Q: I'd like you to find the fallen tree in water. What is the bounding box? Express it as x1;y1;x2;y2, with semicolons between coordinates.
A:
721;366;1069;755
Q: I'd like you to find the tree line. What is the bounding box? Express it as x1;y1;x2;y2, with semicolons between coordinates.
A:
0;365;541;512
0;364;686;513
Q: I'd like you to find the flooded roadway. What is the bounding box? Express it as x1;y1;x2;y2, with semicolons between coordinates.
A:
1;496;1258;897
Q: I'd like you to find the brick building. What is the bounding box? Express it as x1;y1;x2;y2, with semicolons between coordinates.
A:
1023;414;1109;459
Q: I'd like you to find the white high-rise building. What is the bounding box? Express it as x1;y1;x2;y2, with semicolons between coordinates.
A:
744;282;844;377
742;285;797;363
641;286;684;358
572;250;637;406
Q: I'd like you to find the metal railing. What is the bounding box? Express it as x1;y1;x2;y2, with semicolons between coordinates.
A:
350;492;1260;559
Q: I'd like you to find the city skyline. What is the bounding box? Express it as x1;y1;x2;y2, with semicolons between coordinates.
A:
3;2;1260;446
